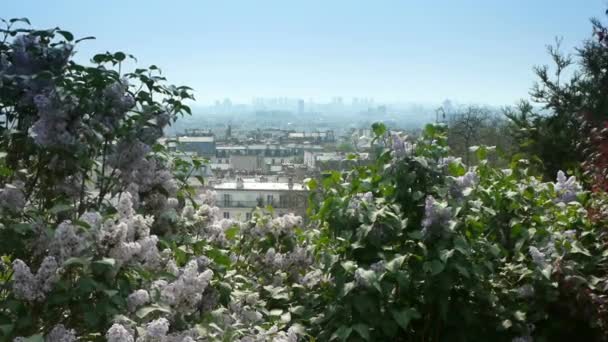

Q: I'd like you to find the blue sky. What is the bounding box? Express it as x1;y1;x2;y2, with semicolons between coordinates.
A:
3;1;606;105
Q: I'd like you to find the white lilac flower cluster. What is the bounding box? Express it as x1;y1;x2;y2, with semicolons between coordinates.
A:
199;189;218;206
49;221;91;263
9;34;72;76
528;246;550;269
44;193;163;269
554;170;582;204
106;320;199;342
0;181;26;213
127;289;150;312
10;256;59;301
347;192;374;216
353;261;385;289
354;268;374;288
150;259;214;315
181;204;222;235
241;213;303;239
391;133;413;158
450;171;479;199
213;291;265;328
13;324;77;342
97;193;162;268
421;195;453;240
262;246;313;275
108;138;179;213
515;284;535;299
299;269;324;289
438;156;462;170
98;80;135;132
30;91;78;147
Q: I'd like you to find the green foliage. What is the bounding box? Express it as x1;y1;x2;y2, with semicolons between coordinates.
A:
303;123;608;340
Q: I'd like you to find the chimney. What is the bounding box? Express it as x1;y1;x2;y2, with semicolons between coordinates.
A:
236;177;244;189
288;177;294;190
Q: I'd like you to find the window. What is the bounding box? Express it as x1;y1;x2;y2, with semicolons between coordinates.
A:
223;194;231;207
279;195;287;208
267;194;274;206
245;212;252;220
272;158;275;165
223;212;230;219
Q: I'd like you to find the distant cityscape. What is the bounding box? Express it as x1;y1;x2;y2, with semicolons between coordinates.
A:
165;97;481;139
160;97;483;221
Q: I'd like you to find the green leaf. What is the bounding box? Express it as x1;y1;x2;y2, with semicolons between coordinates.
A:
330;326;352;341
386;255;406;273
103;290;119;297
75;36;95;43
280;311;291;323
0;324;13;336
570;241;591;256
439;249;454;263
340;282;356;298
63;257;89;267
136;305;172;319
341;261;357;273
84;310;99;328
289;305;305;315
11;223;33;235
372;122;387;137
93;258;116;270
9;18;31;25
50;203;73;215
225;226;239;240
21;335;43;342
448;161;466;176
352;323;370;340
206;248;231;267
56;30;74;41
423;260;445;275
114;52;126;62
357;268;382;292
391;308;420;330
269;309;283;316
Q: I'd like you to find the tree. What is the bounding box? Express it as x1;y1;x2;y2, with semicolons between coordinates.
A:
447;106;490;166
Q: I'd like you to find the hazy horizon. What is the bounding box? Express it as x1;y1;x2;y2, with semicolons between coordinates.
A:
5;0;605;106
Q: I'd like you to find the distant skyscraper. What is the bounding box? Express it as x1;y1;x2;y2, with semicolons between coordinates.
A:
297;99;305;115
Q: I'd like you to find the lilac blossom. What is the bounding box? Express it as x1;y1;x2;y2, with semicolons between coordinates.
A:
451;171;479;198
145;317;170;338
421;196;453;240
0;181;26;212
529;246;548;268
155;259;214;314
106;324;134;342
127;289;150;312
11;256;59;301
554;170;582;203
45;324;77;342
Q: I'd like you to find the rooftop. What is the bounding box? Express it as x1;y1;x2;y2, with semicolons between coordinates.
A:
178;136;215;143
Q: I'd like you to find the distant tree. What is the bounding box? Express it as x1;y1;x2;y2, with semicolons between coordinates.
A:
336;142;355;153
448;106;490;166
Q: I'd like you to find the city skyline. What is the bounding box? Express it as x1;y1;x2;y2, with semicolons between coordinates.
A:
5;1;605;105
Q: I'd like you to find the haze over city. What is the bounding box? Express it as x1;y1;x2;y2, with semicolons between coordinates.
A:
4;0;604;106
